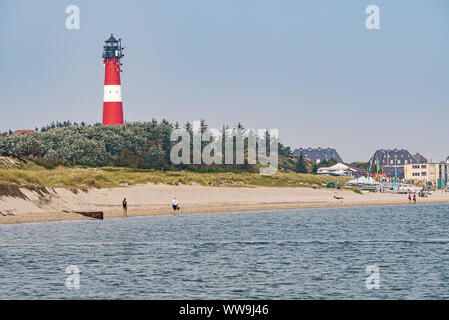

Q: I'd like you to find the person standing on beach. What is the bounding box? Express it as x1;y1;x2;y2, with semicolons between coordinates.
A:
408;193;411;203
172;197;179;214
122;198;128;217
413;194;416;204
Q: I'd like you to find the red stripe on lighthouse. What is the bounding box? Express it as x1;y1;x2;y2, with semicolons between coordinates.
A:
103;102;123;125
104;59;121;85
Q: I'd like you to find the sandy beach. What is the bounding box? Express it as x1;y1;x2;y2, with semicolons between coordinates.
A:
0;184;448;224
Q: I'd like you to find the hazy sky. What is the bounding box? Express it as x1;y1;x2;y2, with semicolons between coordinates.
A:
1;0;448;162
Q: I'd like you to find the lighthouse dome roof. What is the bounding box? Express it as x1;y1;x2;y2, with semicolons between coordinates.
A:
105;33;119;43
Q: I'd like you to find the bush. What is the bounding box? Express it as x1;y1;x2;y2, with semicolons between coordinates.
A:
0;121;292;172
30;158;70;169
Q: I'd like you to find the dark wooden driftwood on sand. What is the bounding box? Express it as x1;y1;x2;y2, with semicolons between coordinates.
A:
0;210;14;216
73;211;104;220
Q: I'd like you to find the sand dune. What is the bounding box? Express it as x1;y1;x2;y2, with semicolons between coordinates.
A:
1;184;449;224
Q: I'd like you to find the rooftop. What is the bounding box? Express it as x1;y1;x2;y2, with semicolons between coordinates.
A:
370;149;427;166
292;147;343;163
105;33;119;43
13;130;35;135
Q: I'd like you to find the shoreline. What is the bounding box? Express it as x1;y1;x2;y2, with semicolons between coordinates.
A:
1;184;449;225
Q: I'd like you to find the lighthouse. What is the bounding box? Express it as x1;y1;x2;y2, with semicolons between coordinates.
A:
102;33;124;125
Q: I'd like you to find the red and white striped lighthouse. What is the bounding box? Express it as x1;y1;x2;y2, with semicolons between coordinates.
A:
102;33;124;125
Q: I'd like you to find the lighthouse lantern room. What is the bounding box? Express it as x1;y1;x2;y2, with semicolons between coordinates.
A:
102;33;125;125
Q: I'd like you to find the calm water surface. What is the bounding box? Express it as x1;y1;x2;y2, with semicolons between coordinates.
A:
1;204;449;299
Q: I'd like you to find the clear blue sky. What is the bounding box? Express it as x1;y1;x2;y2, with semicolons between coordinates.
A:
1;0;448;162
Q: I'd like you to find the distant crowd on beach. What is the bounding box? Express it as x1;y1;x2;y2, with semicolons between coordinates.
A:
407;188;435;204
120;187;426;218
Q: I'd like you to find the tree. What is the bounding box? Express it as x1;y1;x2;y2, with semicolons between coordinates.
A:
183;122;192;133
295;152;307;173
200;119;208;134
144;146;165;168
278;142;291;157
161;119;172;128
351;161;369;171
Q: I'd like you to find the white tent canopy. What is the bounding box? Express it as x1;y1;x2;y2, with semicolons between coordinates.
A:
345;176;379;185
317;163;359;176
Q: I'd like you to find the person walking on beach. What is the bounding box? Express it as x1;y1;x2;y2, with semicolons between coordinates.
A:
172;197;179;214
413;194;416;204
408;193;411;203
122;198;128;217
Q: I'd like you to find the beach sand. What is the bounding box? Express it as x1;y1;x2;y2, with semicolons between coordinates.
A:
1;184;449;224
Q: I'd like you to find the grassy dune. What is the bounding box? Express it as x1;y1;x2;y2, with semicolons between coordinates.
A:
0;167;350;188
0;157;351;196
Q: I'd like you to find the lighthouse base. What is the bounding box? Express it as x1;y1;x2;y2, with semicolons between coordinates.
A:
102;102;124;125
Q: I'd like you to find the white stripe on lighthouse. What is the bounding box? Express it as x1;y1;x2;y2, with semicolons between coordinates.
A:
103;85;122;102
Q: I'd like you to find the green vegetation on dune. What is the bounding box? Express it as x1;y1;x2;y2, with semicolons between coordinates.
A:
0;163;351;196
0;121;350;197
0;121;293;171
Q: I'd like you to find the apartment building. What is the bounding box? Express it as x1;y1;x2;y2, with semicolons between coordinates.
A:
404;160;449;187
369;149;427;179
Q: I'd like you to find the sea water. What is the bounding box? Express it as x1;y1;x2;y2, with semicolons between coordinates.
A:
1;204;449;299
